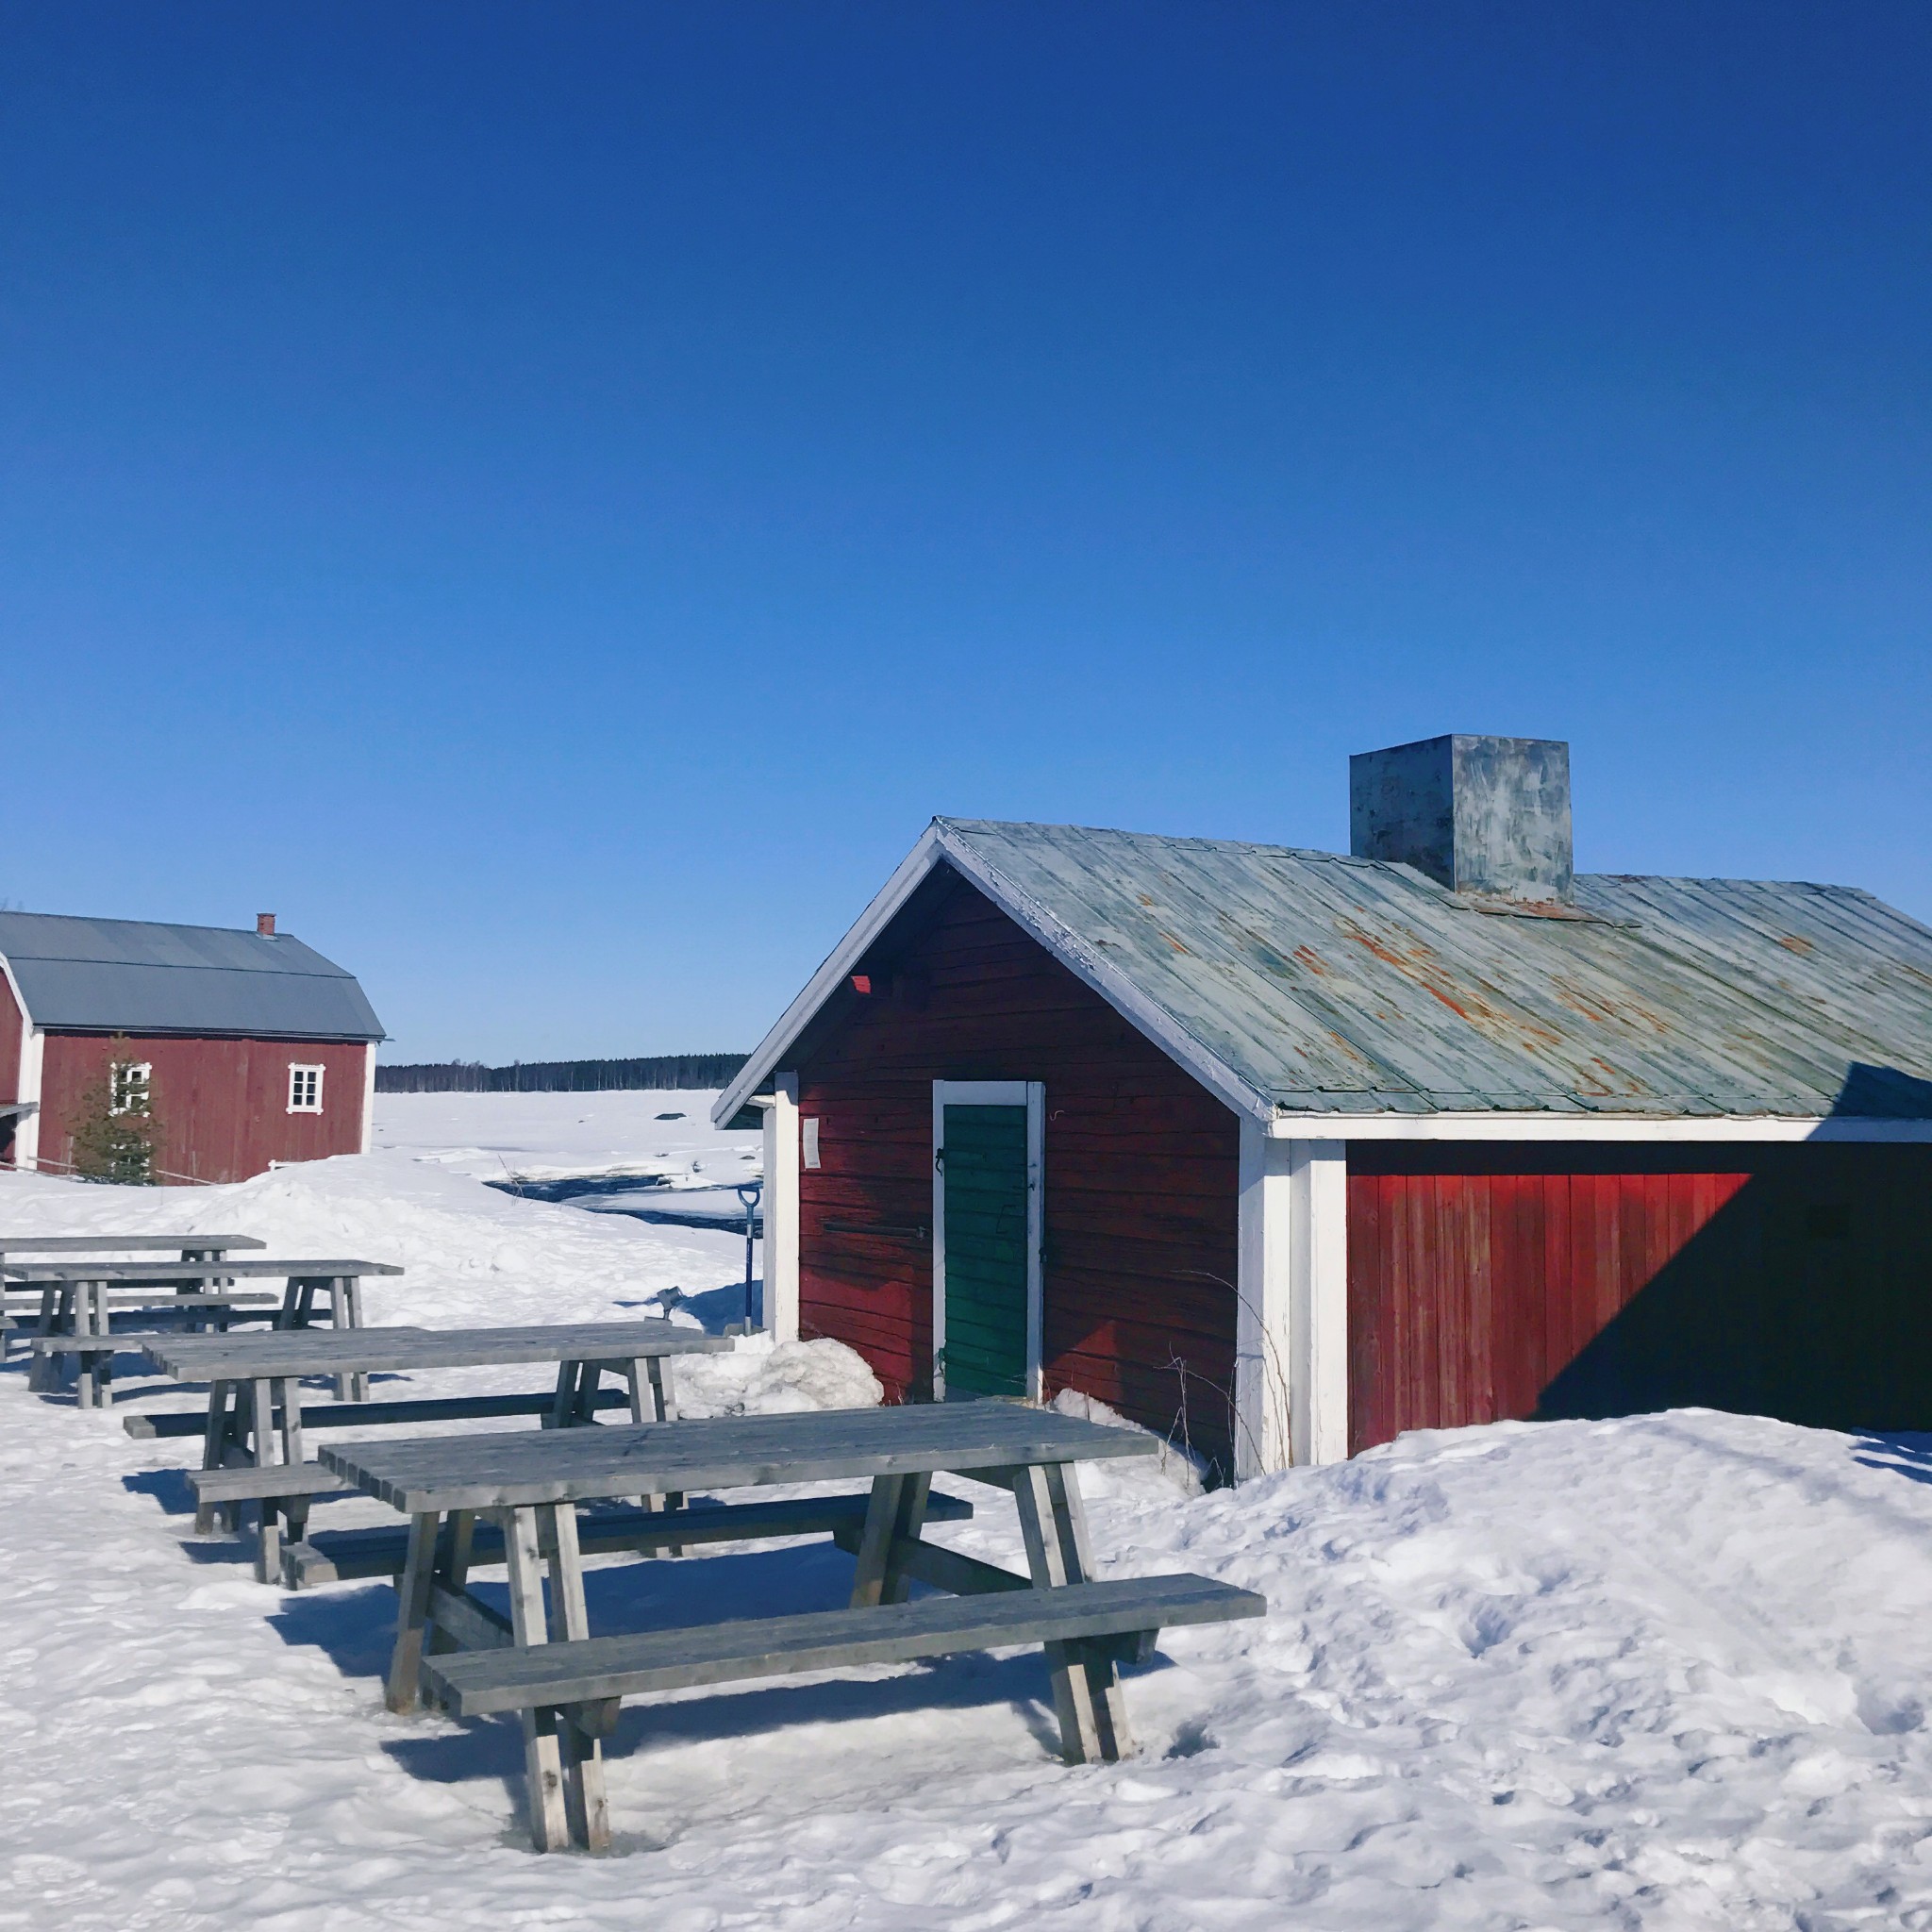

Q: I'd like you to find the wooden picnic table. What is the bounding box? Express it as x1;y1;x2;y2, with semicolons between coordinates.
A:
12;1258;403;1408
142;1320;734;1583
2;1237;263;1362
321;1403;1266;1853
0;1233;266;1263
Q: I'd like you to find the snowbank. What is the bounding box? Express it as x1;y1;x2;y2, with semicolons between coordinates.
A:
4;1138;1932;1926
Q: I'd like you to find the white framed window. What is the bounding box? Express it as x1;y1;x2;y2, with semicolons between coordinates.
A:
287;1063;325;1114
109;1062;152;1116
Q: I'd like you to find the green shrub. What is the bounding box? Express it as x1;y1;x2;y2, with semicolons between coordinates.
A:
66;1040;160;1184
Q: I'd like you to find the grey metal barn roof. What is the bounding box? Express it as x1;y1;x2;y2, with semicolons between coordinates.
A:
0;912;384;1042
719;818;1932;1125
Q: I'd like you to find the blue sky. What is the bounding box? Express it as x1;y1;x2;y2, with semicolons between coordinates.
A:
4;3;1927;1061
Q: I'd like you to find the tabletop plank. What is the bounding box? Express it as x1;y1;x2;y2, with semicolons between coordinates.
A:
322;1403;1158;1512
0;1235;267;1256
144;1319;732;1380
1;1258;404;1283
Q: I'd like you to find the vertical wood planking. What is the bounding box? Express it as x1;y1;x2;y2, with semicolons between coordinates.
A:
794;872;1240;1465
34;1031;370;1185
1342;1144;1932;1451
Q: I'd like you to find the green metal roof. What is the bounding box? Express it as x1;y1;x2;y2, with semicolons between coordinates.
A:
931;820;1932;1119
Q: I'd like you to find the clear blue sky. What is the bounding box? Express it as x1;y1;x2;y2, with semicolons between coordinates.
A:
4;3;1927;1061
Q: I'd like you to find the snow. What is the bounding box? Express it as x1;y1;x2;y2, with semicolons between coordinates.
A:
372;1088;761;1190
6;1099;1932;1927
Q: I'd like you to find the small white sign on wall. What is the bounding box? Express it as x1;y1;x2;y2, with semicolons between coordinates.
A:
802;1117;821;1170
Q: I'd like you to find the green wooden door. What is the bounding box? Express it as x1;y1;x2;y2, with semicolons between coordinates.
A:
940;1103;1031;1397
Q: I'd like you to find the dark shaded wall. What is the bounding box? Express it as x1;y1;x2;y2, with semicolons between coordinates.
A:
1348;1141;1932;1451
793;867;1241;1467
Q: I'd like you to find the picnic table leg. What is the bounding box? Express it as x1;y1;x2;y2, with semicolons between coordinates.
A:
541;1503;611;1852
195;1379;233;1532
848;1473;931;1608
618;1357;683;1555
247;1376;294;1583
645;1356;678;1423
26;1288;60;1391
94;1284;117;1409
275;1374;305;1466
562;1360;593;1427
206;1380;249;1531
341;1278;369;1401
421;1508;478;1701
386;1509;444;1715
502;1505;575;1852
318;1277;352;1400
70;1285;92;1408
75;1282;102;1409
545;1362;574;1430
1011;1464;1111;1765
643;1357;686;1520
1041;1461;1133;1759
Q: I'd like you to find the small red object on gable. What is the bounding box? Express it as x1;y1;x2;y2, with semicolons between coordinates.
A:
257;913;276;937
849;974;873;996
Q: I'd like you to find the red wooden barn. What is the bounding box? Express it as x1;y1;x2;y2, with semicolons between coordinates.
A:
715;735;1932;1479
0;910;384;1185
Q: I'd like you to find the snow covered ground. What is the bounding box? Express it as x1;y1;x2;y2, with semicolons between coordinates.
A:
373;1087;760;1186
4;1100;1932;1927
375;1088;770;1234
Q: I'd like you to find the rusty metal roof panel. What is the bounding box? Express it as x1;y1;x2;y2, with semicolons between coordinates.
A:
935;820;1932;1120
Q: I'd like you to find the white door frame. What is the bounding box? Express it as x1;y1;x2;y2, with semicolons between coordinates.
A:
931;1079;1044;1402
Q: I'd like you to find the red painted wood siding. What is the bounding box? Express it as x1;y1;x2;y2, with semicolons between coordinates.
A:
36;1034;368;1185
1348;1142;1932;1451
796;870;1241;1467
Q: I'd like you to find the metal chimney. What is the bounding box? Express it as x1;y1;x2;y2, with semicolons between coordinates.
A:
1350;735;1574;904
257;913;276;936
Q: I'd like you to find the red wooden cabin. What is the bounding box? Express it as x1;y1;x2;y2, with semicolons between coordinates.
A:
716;736;1932;1479
0;911;384;1185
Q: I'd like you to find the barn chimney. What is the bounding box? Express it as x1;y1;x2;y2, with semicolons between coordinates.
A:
257;912;276;936
1350;735;1574;904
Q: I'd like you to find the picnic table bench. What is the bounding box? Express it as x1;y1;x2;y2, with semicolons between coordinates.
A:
140;1320;734;1581
8;1257;402;1407
324;1404;1266;1853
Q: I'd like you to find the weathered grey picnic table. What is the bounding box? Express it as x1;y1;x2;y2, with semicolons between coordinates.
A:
0;1235;266;1362
141;1320;734;1583
0;1233;267;1264
11;1257;402;1407
322;1404;1266;1853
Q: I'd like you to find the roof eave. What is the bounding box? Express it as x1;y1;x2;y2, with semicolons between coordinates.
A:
710;824;949;1124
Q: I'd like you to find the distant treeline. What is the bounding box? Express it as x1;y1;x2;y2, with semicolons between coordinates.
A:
375;1054;750;1095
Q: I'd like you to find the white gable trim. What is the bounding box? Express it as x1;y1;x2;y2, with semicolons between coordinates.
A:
0;950;35;1033
711;824;1277;1129
712;826;948;1125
